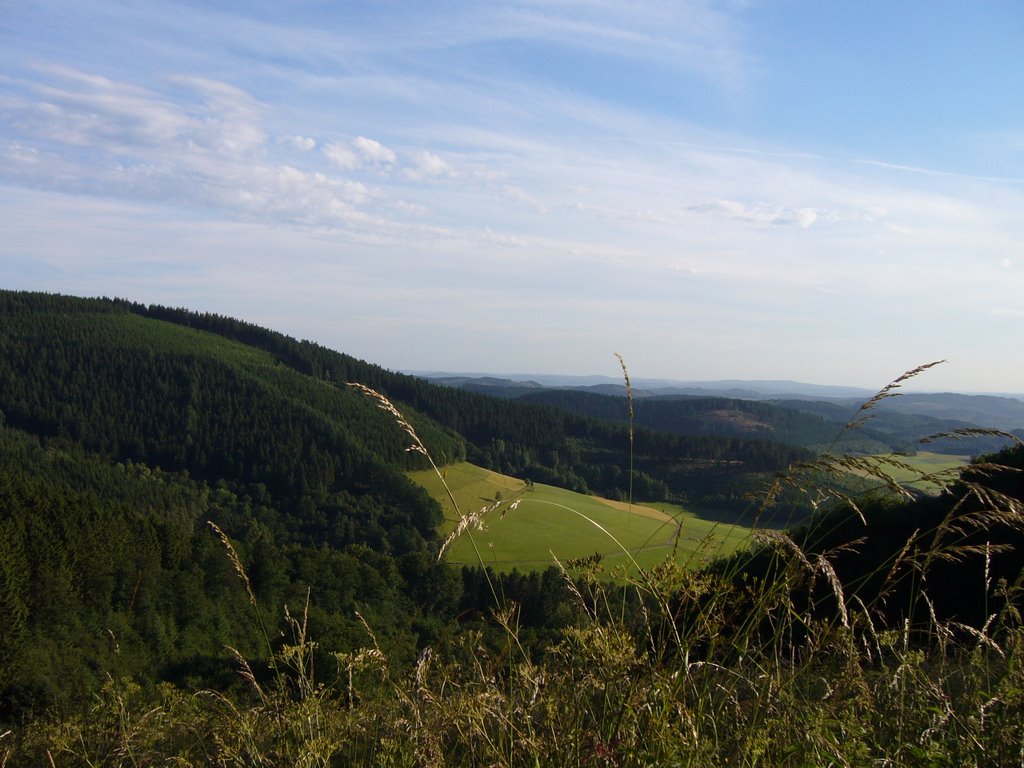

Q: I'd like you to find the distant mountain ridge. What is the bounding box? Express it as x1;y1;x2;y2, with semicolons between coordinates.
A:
412;371;878;399
417;373;1024;453
414;371;1024;402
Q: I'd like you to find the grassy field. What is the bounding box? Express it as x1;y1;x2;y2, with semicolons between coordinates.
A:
409;462;752;573
410;454;971;573
858;451;970;493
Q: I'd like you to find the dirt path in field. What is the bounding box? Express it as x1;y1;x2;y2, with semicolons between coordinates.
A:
597;498;675;523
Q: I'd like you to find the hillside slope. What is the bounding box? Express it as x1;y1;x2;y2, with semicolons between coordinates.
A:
0;292;467;715
0;289;808;718
514;389;890;453
121;296;814;507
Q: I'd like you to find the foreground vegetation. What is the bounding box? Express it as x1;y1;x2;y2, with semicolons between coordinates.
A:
9;439;1024;765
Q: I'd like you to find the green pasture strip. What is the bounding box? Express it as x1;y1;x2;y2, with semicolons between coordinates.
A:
95;312;278;367
96;313;376;429
444;485;673;569
625;501;753;562
74;313;326;405
410;462;529;532
861;451;970;493
412;463;754;573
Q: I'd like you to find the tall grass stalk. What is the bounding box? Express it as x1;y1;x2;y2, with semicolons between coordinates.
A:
614;352;635;531
347;381;500;606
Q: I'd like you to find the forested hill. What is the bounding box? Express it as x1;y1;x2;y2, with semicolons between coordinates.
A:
437;381;1022;457
0;290;808;718
0;291;463;526
515;389;891;453
0;290;812;505
53;292;810;505
0;291;472;717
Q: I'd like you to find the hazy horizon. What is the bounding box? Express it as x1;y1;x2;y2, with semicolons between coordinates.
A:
3;2;1023;393
406;367;1024;398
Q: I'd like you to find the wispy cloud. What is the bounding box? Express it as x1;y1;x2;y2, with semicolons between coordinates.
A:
4;57;1020;280
854;157;1024;185
493;0;753;90
6;55;1020;304
687;200;820;228
2;1;1023;390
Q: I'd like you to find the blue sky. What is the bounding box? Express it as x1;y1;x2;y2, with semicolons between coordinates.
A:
2;1;1023;392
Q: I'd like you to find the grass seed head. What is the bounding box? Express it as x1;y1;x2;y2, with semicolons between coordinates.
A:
208;521;257;608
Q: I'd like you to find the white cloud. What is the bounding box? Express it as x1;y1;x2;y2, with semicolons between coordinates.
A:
170;75;266;155
7;60;1019;305
322;141;360;169
500;185;547;213
6;65;189;150
495;0;752;91
2;64;272;162
322;136;398;172
4;2;1024;390
0;65;407;229
404;150;454;180
353;136;396;165
795;208;818;228
281;135;317;152
687;200;822;228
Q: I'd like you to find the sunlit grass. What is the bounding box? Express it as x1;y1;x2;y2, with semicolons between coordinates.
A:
411;462;752;572
858;451;970;493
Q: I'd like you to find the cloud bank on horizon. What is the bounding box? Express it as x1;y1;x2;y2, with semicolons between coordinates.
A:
2;1;1023;392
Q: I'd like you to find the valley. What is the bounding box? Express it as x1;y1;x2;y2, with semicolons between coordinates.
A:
2;289;1022;764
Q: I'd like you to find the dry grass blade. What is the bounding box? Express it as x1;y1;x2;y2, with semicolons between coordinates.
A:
613;352;634;423
226;645;266;700
919;427;1023;446
346;381;428;457
915;478;1024;572
948;617;1004;656
348;380;503;605
817;453;918;502
346;382;478;565
760;443;971;525
208;520;257;608
815;555;851;629
436;495;523;560
844;360;946;431
951;483;1024;530
437;502;491;560
752;529;812;569
956;462;1023;481
551;552;594;618
614;352;636;529
879;528;920;597
754;457;868;521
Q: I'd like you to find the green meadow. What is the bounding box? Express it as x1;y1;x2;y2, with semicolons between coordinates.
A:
410;462;753;573
859;451;970;493
411;454;975;575
884;450;970;481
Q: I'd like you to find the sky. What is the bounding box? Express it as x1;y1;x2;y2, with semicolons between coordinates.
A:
2;1;1024;393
